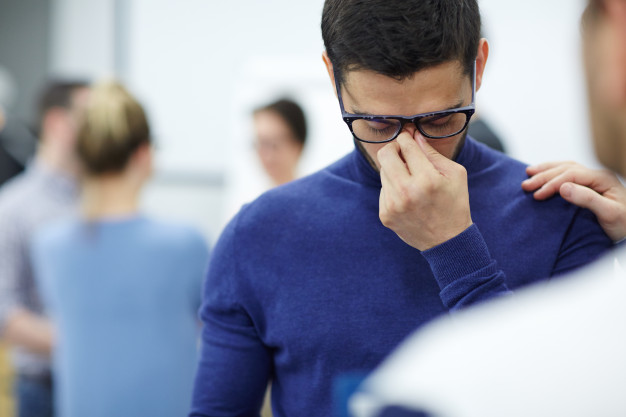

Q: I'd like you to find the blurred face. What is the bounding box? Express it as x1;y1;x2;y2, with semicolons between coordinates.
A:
47;87;90;155
323;41;487;170
64;87;91;169
253;110;303;185
583;1;626;176
57;87;91;145
40;86;90;174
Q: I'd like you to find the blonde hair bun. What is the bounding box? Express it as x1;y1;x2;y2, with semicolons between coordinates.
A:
77;80;150;175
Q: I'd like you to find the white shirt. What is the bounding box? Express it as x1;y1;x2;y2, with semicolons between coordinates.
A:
351;247;626;417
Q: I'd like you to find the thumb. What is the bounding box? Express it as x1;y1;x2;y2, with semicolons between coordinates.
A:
560;182;612;215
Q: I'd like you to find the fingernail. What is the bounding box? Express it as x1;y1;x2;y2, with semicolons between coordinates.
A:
561;183;572;198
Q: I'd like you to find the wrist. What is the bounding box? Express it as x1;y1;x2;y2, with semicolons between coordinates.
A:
420;224;493;289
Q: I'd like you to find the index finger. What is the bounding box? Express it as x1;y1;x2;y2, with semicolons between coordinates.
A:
377;140;411;182
395;131;433;176
526;161;578;176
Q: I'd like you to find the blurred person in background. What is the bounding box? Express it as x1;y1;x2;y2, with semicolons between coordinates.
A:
31;80;209;417
0;79;89;417
348;1;626;415
189;1;613;416
0;66;37;187
225;97;308;230
253;98;307;186
467;114;506;153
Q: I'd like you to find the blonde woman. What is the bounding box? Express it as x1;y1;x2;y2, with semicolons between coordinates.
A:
31;81;209;417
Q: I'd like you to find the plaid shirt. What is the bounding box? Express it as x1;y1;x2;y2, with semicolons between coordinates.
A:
0;161;77;376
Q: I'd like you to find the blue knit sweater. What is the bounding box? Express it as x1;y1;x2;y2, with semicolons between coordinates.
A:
190;138;611;417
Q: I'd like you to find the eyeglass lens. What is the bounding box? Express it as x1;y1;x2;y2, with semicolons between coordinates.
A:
350;112;468;143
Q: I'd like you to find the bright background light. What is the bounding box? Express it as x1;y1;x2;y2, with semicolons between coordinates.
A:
2;0;591;241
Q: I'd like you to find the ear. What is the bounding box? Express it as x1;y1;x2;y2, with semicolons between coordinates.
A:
127;143;151;173
475;38;490;92
322;51;338;98
134;143;152;164
604;0;626;104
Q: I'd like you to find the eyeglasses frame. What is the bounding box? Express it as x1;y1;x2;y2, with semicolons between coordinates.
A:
334;61;477;144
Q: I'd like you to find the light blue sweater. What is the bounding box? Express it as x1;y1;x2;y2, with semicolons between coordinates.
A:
32;216;209;417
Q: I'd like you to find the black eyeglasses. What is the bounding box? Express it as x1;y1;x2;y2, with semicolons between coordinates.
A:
335;62;476;143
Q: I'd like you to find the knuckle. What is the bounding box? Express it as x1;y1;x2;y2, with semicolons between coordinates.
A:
420;179;436;195
379;209;396;228
387;197;400;213
396;190;411;210
455;165;468;179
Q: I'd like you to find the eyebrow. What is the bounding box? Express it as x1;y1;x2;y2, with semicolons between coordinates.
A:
350;100;465;117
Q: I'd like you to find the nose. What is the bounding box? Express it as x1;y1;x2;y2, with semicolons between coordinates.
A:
401;122;418;137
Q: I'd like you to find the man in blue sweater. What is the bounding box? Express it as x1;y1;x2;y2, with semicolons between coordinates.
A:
190;1;612;416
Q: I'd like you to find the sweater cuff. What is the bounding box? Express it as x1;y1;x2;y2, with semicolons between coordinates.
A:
421;224;494;290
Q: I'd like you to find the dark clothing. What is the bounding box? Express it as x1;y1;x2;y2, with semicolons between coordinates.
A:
16;374;54;417
191;137;611;417
0;114;36;186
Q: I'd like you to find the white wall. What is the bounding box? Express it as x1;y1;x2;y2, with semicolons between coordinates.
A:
50;0;116;78
49;0;596;239
479;0;596;167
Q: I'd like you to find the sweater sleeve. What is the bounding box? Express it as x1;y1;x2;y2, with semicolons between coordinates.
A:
551;207;612;276
190;216;271;417
420;224;512;311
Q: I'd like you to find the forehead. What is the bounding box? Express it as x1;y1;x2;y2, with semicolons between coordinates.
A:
254;110;293;136
341;61;468;116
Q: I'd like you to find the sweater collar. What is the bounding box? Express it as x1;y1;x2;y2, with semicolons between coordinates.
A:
349;136;478;188
351;140;382;188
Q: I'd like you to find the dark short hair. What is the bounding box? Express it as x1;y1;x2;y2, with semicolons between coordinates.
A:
37;79;89;123
322;0;481;85
254;98;308;146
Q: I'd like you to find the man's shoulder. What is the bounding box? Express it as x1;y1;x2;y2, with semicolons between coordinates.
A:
223;160;359;247
243;160;351;215
465;138;585;228
464;137;528;180
465;138;551;202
